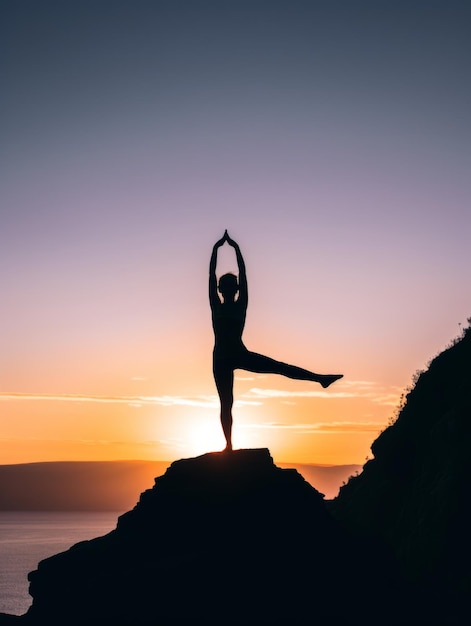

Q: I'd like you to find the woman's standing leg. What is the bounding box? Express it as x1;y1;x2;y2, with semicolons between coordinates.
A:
213;360;234;451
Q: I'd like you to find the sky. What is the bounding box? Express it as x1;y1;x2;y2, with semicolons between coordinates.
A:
2;0;470;465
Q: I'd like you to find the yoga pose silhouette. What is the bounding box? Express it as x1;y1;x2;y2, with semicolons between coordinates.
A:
209;231;343;451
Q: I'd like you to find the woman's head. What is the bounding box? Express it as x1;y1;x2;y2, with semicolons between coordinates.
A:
218;273;239;301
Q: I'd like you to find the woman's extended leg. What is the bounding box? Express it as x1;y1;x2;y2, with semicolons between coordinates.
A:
213;361;234;451
238;351;342;388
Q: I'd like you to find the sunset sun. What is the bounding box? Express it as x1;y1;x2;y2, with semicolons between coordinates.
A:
185;418;226;457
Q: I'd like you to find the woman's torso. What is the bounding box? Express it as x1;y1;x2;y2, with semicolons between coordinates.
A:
212;300;246;358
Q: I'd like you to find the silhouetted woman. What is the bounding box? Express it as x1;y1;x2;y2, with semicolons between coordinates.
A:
210;231;342;451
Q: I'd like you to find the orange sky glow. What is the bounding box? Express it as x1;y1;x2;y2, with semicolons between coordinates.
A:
0;346;404;465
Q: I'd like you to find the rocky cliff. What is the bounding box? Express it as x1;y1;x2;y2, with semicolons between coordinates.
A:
12;449;398;625
332;324;471;602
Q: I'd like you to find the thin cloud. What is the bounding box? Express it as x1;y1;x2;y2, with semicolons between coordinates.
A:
367;394;400;407
1;379;400;410
149;395;219;408
240;420;387;435
0;392;219;408
246;388;355;399
0;392;264;411
0;436;176;448
339;380;377;388
244;381;401;407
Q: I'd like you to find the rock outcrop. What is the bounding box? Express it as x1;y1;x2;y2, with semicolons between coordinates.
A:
332;324;471;603
21;449;397;625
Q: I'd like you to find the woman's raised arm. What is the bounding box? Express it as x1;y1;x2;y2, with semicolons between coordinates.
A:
225;232;247;307
209;232;226;309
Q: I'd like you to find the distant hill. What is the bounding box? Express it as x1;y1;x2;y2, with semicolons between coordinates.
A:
0;461;169;512
0;460;360;511
279;462;360;499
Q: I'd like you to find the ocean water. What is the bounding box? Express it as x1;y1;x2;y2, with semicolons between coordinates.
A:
0;511;118;616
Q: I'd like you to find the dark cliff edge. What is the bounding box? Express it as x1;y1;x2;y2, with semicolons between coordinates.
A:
2;449;403;625
331;324;471;617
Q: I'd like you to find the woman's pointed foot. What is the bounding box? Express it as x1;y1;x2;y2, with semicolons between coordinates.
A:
320;374;343;388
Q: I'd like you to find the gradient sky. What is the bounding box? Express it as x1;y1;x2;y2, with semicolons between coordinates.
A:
2;1;470;465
